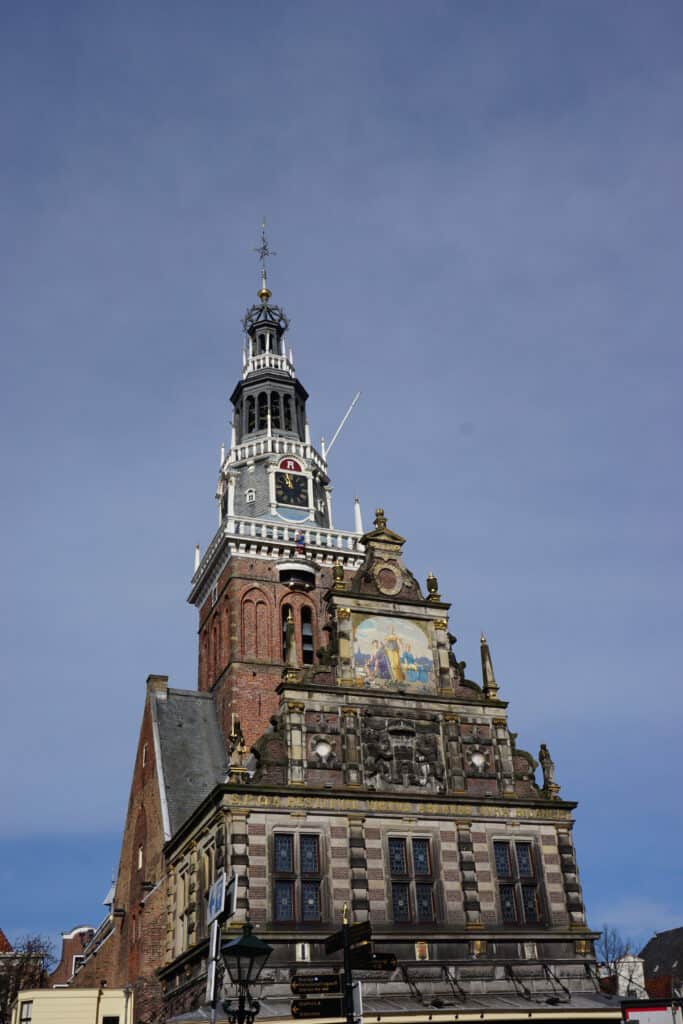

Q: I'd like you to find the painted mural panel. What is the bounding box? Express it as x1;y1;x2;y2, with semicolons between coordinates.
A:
352;614;437;694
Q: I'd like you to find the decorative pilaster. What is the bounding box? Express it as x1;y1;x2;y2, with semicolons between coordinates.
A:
457;823;482;927
341;708;362;786
335;608;354;686
214;821;227;872
187;843;198;946
493;717;516;796
348;817;369;921
443;714;466;792
286;701;306;785
165;867;176;964
228;813;250;928
557;828;587;927
434;618;454;696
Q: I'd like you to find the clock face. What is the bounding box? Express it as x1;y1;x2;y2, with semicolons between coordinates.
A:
275;471;308;508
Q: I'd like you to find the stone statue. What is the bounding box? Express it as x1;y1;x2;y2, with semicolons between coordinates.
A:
539;743;560;797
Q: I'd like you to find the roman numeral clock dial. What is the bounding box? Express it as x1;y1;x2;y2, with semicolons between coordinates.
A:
275;470;308;508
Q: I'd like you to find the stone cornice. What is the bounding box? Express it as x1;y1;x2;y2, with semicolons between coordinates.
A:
164;780;577;857
188;519;364;608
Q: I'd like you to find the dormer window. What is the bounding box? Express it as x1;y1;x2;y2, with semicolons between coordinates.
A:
245;488;256;503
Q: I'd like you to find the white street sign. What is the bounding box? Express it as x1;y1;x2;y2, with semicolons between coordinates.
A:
208;872;227;924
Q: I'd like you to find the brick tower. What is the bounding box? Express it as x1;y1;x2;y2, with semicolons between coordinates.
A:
189;226;363;750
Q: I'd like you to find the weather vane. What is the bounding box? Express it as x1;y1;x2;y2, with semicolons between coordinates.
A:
252;217;276;295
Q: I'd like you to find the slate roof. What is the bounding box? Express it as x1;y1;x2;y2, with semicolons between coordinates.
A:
640;926;683;981
152;688;228;838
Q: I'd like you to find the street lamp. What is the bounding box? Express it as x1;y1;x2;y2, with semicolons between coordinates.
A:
221;923;273;1024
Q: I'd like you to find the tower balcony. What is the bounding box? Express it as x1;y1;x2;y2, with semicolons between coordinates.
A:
188;517;364;604
225;436;328;475
243;352;295;379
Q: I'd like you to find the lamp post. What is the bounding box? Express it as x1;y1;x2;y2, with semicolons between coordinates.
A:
221;923;273;1024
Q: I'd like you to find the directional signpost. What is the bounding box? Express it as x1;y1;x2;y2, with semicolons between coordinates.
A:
291;975;342;995
291;998;344;1019
324;921;371;956
291;911;395;1023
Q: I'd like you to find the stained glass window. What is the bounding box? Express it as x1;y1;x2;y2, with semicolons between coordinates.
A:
494;841;512;878
300;835;319;875
389;838;408;876
515;843;534;879
302;882;321;921
392;882;411;922
412;838;431;876
499;884;518;923
274;880;294;921
274;834;294;874
416;883;434;922
522;885;539;923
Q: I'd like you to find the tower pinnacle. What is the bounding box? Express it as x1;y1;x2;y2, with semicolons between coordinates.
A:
252;217;276;302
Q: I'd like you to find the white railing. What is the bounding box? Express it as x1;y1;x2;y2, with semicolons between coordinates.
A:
224;517;362;551
190;516;364;593
227;438;327;474
243;353;295;378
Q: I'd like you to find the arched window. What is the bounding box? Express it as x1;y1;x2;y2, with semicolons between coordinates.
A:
301;606;314;665
271;392;281;429
257;392;268;431
245;488;256;503
242;590;270;660
283;395;292;431
282;603;292;661
200;629;209;690
211;617;221;680
258;333;266;354
246;396;255;433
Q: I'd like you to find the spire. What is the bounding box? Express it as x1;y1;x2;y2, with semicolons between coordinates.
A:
480;632;499;699
353;496;364;534
252;217;276;302
242;220;289;335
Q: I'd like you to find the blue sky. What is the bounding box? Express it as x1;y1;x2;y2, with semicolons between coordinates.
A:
1;1;681;951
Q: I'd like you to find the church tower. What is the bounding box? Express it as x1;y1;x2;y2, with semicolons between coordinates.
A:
189;226;363;747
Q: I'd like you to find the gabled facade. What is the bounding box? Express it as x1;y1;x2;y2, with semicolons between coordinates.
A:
72;246;612;1023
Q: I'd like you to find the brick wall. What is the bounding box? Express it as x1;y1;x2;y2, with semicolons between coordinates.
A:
196;557;339;747
71;683;168;1024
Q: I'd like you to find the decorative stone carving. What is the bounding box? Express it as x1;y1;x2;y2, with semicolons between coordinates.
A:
308;734;339;768
361;713;445;792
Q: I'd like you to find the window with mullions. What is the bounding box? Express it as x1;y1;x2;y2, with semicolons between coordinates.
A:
281;605;315;665
388;837;435;924
494;840;542;926
19;1003;32;1024
273;834;322;924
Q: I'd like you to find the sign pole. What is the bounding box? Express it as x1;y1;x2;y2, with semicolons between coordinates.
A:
208;919;220;1024
342;904;355;1024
